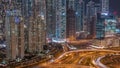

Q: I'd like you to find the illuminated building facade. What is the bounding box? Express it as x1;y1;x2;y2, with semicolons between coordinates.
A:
21;0;46;53
0;0;5;42
96;13;105;39
66;0;76;39
104;16;116;37
95;0;109;39
46;0;56;39
86;1;95;20
101;0;109;14
116;18;120;33
116;17;120;33
4;0;25;60
21;0;35;53
66;8;76;39
75;0;85;32
33;0;46;53
21;0;33;18
85;1;103;39
55;0;66;40
35;15;46;52
67;0;75;9
3;0;46;60
86;1;96;38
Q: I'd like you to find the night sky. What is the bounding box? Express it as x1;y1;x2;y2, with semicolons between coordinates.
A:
110;0;120;13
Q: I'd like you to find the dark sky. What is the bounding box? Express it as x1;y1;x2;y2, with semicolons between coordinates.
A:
110;0;120;13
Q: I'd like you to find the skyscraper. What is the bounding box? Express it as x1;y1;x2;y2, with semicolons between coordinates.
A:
21;0;35;54
35;15;46;52
4;0;47;60
46;0;56;39
0;0;5;42
66;7;76;39
55;0;66;40
66;0;76;40
101;0;109;14
86;1;102;38
96;13;105;39
86;1;96;38
22;0;47;53
67;0;75;9
5;0;25;60
75;0;85;32
95;0;109;39
86;1;95;20
34;0;46;52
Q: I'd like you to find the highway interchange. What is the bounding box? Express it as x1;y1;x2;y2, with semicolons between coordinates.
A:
18;39;120;68
30;49;120;68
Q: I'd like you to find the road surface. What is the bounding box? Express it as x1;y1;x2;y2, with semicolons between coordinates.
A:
29;49;120;68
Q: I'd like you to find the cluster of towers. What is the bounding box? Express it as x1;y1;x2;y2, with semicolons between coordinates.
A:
0;0;110;60
46;0;85;41
0;0;46;60
46;0;109;40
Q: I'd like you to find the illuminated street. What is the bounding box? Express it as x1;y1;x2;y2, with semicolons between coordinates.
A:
28;49;120;68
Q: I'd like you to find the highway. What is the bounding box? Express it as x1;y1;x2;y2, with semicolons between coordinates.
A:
30;49;120;68
93;56;108;68
16;41;120;68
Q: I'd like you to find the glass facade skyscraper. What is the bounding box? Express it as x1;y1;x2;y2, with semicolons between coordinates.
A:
75;0;85;32
101;0;109;14
55;0;66;40
46;0;56;39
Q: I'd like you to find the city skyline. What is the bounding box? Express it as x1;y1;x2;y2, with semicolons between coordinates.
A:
0;0;120;68
88;0;120;15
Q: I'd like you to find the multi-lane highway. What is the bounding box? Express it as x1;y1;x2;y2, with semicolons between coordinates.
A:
30;49;120;68
17;40;120;68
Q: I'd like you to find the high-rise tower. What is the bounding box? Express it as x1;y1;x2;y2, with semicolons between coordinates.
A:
66;0;76;40
5;0;25;60
55;0;66;40
101;0;109;15
34;0;46;53
67;0;75;9
66;8;76;39
46;0;56;39
75;0;85;32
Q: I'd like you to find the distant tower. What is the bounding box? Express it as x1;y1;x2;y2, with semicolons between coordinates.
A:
34;0;46;53
66;8;76;39
35;15;46;53
46;0;56;39
0;0;5;41
86;1;95;35
86;1;95;20
5;0;25;60
75;0;85;32
55;0;66;40
67;0;75;9
22;0;35;54
101;0;109;14
86;1;97;38
66;0;76;39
